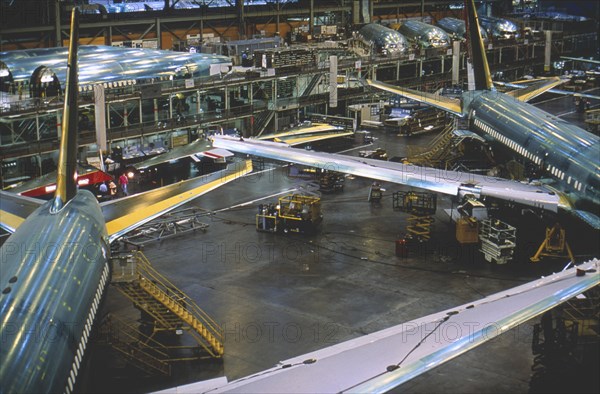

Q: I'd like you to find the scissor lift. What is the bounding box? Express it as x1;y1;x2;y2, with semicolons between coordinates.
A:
479;219;516;264
393;191;437;241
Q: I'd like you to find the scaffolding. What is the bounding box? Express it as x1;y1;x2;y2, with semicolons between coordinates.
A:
393;191;437;241
119;208;209;246
479;219;516;264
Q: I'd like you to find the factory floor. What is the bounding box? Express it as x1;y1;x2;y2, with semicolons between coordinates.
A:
82;90;599;393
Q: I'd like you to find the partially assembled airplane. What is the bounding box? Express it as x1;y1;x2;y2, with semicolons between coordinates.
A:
0;9;251;393
214;0;600;229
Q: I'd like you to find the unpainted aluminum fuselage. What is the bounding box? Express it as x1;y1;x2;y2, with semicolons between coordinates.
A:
465;90;600;211
0;190;110;393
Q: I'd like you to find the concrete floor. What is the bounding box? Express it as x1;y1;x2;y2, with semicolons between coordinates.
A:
83;88;599;393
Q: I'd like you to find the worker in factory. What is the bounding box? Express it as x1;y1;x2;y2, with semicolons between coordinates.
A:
108;180;117;198
119;172;129;196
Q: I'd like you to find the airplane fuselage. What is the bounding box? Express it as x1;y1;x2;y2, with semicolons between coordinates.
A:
466;90;600;212
0;190;110;393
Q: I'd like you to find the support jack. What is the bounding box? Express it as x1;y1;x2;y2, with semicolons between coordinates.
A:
530;223;575;263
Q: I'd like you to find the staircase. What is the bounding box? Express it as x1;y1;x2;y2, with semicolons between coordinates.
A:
301;74;322;97
98;314;171;376
408;122;456;166
113;251;224;359
253;110;275;136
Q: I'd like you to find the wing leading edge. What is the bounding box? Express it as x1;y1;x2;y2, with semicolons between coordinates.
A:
212;136;564;213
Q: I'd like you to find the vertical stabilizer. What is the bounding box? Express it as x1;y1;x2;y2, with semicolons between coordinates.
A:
465;0;493;91
53;8;80;211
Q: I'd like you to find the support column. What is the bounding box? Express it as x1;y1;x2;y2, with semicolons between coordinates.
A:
138;98;143;126
544;30;552;72
237;0;245;38
94;84;108;153
452;40;460;85
56;112;62;138
156;18;162;49
54;0;62;47
309;0;314;36
329;55;338;109
35;113;41;142
153;98;159;122
275;0;280;36
352;0;360;25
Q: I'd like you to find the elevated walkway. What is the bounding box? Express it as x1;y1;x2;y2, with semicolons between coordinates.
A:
112;251;224;359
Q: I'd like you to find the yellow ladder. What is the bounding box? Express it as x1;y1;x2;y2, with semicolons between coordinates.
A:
138;278;224;357
134;251;224;358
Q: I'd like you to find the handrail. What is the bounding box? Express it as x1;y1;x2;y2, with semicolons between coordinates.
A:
133;251;223;343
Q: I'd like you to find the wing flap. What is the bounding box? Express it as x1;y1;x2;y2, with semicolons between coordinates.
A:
0;191;44;233
102;160;251;242
505;77;565;102
366;79;463;116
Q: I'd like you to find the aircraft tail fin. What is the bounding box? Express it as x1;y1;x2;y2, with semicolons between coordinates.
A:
505;77;565;102
465;0;493;91
53;8;80;211
366;79;463;116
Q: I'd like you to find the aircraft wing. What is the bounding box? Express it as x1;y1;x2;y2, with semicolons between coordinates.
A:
277;131;355;146
212;136;563;213
134;139;213;170
101;159;251;242
159;259;599;393
366;79;463;116
257;123;345;140
0;191;44;233
504;77;566;102
494;81;600;100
